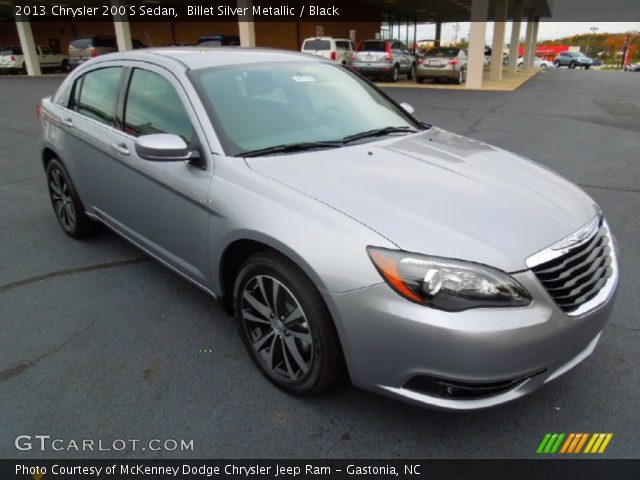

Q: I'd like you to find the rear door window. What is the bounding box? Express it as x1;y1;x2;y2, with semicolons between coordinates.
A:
123;68;193;144
359;41;386;52
73;67;123;126
303;39;331;51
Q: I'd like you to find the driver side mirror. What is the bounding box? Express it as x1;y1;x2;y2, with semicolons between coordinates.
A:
400;102;415;115
135;134;199;162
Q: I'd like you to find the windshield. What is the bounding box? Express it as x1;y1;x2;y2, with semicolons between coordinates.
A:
190;62;421;156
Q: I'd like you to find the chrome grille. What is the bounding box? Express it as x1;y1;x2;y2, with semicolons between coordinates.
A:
531;222;614;314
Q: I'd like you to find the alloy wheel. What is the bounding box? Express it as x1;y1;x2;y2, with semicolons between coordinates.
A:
49;168;76;231
240;275;314;381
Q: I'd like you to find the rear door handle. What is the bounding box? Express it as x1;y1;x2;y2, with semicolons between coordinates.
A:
61;118;74;127
110;142;130;156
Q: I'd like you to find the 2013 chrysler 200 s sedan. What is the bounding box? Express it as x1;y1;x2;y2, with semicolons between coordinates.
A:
38;48;619;410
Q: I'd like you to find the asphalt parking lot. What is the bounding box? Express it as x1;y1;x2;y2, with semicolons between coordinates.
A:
1;68;638;459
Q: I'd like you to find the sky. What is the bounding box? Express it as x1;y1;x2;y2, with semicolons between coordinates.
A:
390;22;640;46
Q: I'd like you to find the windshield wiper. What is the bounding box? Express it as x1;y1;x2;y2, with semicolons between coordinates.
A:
242;141;344;158
342;126;420;144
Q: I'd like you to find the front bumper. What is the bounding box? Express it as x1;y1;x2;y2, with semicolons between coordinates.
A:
327;266;618;410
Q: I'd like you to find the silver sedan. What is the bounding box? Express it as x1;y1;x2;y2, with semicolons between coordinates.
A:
38;48;619;410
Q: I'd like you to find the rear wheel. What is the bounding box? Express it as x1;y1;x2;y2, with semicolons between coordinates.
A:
455;69;464;84
407;63;416;80
569;61;576;69
584;65;590;70
390;65;399;82
554;60;561;67
416;76;424;84
233;251;343;394
46;158;97;238
60;59;70;72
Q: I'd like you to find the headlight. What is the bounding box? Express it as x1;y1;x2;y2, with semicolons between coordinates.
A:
367;247;531;311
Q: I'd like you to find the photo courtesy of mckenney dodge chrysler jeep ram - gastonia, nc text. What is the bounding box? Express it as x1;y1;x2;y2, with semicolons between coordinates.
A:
37;46;619;410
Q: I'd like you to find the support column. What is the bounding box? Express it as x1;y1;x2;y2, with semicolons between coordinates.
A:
523;9;535;69
237;0;256;47
435;22;442;47
112;1;132;51
15;18;41;76
489;0;508;81
466;0;490;89
508;0;523;73
531;17;540;65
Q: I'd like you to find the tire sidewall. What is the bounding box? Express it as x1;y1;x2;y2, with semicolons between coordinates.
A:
233;257;326;393
46;159;83;236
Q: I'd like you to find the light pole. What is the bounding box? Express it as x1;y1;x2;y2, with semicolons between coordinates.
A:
587;26;598;55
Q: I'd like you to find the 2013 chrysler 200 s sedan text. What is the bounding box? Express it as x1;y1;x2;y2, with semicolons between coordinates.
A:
38;48;619;410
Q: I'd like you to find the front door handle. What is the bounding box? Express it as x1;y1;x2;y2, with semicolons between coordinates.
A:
110;142;130;156
61;118;74;127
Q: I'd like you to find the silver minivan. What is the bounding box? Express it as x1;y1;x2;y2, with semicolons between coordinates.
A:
301;37;355;66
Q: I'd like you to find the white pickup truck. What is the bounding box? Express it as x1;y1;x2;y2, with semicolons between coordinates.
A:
0;45;69;74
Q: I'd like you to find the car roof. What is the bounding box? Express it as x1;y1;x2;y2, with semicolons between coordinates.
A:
90;47;328;70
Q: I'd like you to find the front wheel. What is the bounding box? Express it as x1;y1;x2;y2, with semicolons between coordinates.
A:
46;159;97;238
233;251;344;395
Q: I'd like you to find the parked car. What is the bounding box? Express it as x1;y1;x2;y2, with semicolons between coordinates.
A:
415;47;467;84
351;39;416;82
68;36;145;68
301;37;356;66
554;51;593;69
39;48;619;410
517;56;555;68
197;35;240;46
0;45;69;73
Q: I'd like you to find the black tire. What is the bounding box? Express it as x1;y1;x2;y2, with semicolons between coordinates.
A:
416;76;424;84
233;251;344;395
390;65;399;82
21;63;27;75
584;65;590;70
407;63;416;80
554;60;560;68
61;59;70;73
46;158;97;238
569;61;576;69
455;68;464;85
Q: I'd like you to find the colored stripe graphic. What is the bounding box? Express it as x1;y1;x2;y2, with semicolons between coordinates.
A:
537;433;565;454
538;433;612;454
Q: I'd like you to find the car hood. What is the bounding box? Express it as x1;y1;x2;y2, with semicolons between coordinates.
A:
245;128;599;272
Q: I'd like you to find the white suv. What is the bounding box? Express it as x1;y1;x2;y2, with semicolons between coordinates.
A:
301;37;355;66
0;45;69;74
